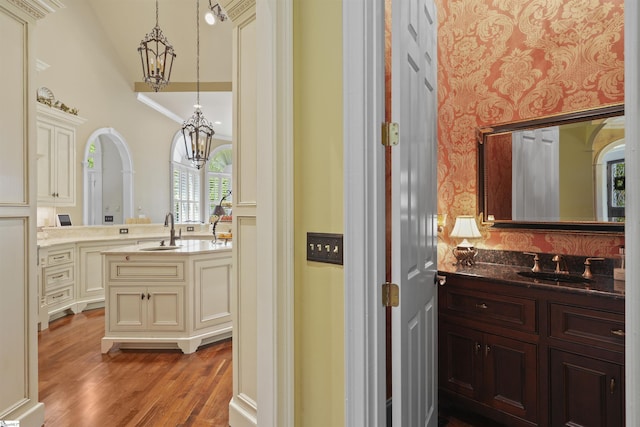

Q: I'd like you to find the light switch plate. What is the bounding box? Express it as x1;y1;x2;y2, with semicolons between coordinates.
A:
307;232;343;265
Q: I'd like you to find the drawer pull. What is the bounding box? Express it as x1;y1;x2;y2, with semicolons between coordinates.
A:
52;293;64;299
52;255;65;260
51;274;65;280
475;303;488;309
610;329;626;337
610;378;616;394
147;293;151;300
141;293;145;300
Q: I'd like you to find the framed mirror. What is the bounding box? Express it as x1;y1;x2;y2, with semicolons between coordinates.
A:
477;103;624;232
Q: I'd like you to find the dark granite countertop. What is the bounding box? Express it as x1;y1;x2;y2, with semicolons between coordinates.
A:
438;262;625;300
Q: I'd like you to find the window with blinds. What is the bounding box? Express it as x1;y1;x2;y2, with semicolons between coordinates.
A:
173;164;201;223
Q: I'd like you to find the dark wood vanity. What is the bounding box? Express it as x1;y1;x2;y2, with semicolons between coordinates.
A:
438;263;625;427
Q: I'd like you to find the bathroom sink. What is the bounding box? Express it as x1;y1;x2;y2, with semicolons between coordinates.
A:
517;270;592;283
139;245;181;251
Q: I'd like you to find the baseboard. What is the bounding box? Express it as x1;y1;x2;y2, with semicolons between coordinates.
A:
229;396;257;427
6;401;44;427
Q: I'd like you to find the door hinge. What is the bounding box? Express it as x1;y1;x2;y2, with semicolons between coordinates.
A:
382;282;399;307
381;122;399;147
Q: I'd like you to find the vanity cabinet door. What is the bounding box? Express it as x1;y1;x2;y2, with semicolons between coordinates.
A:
550;349;623;427
109;286;146;330
439;322;483;401
483;333;537;423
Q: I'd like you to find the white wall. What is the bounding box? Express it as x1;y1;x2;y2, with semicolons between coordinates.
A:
34;0;231;224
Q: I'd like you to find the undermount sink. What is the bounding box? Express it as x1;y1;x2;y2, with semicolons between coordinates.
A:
517;270;592;283
139;245;181;251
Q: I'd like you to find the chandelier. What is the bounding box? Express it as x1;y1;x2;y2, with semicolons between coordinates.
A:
181;0;215;169
138;0;176;92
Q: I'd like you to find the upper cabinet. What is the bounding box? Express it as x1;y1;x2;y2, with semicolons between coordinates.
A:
36;103;86;206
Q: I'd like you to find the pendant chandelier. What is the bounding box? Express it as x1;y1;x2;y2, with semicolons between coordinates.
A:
138;0;176;92
181;0;215;169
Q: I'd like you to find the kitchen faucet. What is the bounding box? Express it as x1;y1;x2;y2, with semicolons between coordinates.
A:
164;212;181;246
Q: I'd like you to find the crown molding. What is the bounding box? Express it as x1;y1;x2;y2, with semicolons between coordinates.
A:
219;0;255;23
7;0;64;19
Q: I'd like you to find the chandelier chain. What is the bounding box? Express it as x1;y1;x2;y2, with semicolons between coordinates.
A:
196;0;200;106
155;0;159;27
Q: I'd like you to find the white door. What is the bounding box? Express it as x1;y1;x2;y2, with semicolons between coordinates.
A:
390;0;439;426
512;127;560;221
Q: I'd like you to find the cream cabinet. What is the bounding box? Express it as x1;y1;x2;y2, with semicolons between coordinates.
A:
102;242;232;354
36;104;86;206
76;241;130;312
38;244;76;329
107;285;185;332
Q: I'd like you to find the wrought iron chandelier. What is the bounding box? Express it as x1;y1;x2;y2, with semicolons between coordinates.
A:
138;0;176;92
181;0;215;169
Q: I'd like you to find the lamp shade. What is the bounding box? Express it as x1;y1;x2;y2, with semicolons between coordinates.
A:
450;215;481;247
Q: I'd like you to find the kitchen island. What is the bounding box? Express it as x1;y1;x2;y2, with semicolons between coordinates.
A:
101;240;232;354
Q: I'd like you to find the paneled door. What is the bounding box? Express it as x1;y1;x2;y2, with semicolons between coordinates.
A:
390;0;439;425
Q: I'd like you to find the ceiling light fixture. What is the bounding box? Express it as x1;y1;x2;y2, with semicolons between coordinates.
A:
182;0;215;169
138;0;176;92
204;1;227;25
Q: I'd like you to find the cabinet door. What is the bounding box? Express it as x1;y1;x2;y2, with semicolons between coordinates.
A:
550;349;624;427
53;126;75;204
439;322;483;400
147;286;185;331
108;286;146;331
37;122;56;203
483;333;538;423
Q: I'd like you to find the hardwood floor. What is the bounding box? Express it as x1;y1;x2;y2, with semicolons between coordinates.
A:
38;308;232;426
39;308;499;426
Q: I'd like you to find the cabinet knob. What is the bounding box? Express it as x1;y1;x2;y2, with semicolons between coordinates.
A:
147;293;151;300
485;345;491;356
474;342;481;355
475;303;488;309
610;377;616;394
141;293;145;300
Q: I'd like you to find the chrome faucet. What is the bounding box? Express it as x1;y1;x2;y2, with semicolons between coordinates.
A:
164;213;181;246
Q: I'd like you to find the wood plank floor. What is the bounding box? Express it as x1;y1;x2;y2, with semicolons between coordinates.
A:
38;308;499;426
38;308;232;426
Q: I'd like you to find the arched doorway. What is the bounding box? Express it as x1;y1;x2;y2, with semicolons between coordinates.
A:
83;128;134;225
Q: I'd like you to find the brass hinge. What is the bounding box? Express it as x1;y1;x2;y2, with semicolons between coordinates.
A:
382;282;399;307
381;122;399;147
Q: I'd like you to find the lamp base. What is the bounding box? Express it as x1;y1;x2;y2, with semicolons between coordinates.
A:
453;246;477;266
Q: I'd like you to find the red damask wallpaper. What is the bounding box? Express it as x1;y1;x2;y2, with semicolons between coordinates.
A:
435;0;625;264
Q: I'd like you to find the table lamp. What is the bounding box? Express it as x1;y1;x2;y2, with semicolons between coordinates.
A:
450;215;482;266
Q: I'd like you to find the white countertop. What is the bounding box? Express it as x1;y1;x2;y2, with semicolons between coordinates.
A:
102;239;232;255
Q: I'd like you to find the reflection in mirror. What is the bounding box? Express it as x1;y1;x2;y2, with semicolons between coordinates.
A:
477;104;624;231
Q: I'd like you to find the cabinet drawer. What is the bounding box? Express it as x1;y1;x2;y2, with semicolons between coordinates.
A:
108;260;185;282
45;246;75;266
549;303;625;351
44;264;74;290
441;287;537;332
45;285;74;308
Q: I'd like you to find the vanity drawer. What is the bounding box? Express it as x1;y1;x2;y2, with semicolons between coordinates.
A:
549;303;625;351
45;285;74;308
441;287;537;333
43;264;74;290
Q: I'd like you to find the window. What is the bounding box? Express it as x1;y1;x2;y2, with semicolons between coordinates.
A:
607;159;625;221
170;133;232;223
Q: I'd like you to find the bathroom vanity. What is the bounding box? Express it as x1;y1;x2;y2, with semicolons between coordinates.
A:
101;240;232;354
438;262;624;427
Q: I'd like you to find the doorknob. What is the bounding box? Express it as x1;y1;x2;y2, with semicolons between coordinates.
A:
434;274;446;286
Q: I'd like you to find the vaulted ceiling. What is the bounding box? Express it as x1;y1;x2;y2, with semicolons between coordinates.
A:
85;0;233;137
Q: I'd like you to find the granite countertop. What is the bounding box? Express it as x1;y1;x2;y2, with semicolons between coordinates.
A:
102;239;232;255
439;262;625;300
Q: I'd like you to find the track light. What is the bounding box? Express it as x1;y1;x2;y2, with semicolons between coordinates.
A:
205;1;227;25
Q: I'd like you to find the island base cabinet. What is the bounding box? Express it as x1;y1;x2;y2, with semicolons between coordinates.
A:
108;286;185;332
440;322;538;425
550;349;624;427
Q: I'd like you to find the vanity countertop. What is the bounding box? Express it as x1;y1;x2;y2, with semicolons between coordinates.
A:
439;262;625;300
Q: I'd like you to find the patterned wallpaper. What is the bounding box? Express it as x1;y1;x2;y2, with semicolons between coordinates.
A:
435;0;625;264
